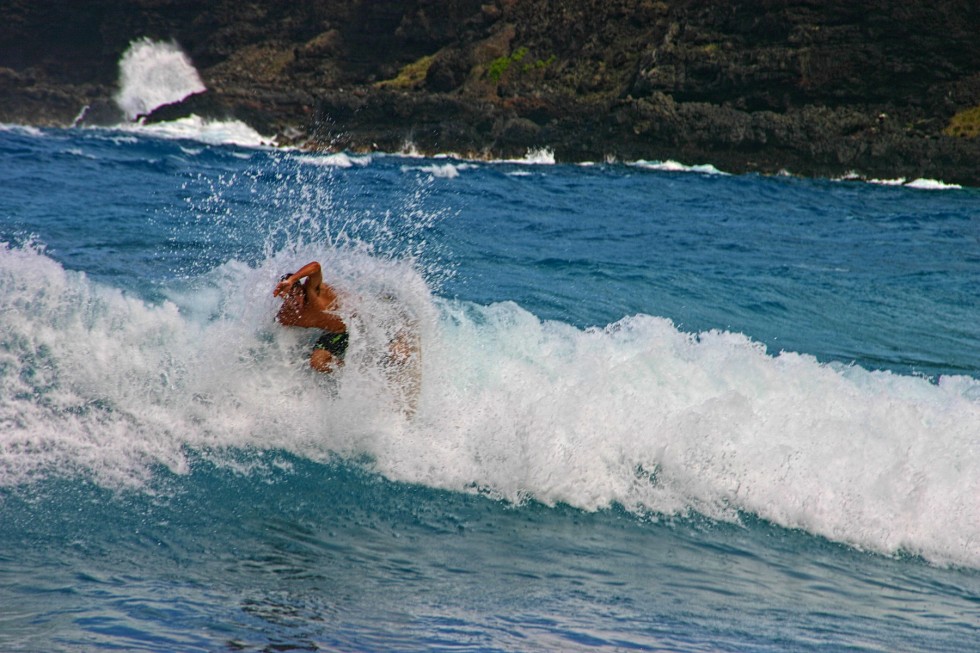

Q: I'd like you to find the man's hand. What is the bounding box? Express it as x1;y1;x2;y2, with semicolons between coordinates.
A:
273;262;320;298
273;278;294;297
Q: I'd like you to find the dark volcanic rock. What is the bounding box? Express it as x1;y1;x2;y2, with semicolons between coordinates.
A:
139;91;226;124
1;0;979;184
424;48;471;93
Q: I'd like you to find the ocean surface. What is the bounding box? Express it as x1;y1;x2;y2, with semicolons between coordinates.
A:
1;114;979;652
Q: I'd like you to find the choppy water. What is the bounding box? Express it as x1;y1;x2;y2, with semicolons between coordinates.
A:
1;123;978;652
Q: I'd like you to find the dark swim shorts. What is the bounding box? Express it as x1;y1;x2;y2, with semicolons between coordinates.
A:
313;331;349;358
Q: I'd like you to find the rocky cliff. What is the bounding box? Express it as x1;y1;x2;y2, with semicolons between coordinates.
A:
2;0;979;183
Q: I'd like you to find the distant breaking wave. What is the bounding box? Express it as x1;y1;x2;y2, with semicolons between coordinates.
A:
630;159;728;175
114;38;206;121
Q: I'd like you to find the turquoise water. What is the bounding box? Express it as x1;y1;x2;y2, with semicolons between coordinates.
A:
1;125;978;651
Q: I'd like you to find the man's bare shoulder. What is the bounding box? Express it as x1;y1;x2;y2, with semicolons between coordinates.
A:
311;282;341;308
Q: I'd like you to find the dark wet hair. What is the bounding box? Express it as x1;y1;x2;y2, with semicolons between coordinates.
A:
279;272;293;282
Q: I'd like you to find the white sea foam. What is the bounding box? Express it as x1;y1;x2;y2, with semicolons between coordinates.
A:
114;115;273;148
296;152;374;168
115;38;206;121
866;176;908;186
631;159;728;175
0;241;432;486
401;162;477;179
396;302;980;568
506;147;556;165
423;163;460;178
1;242;978;567
398;141;425;158
0;123;44;137
62;147;96;160
844;175;963;190
902;178;963;191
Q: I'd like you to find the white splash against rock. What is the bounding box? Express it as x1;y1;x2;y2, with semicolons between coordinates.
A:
114;38;206;121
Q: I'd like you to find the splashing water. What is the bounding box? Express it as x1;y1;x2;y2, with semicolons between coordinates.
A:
114;38;206;120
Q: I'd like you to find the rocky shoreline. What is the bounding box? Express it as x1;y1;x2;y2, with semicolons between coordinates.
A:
2;0;979;184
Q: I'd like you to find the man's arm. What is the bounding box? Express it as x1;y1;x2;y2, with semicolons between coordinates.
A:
273;261;322;297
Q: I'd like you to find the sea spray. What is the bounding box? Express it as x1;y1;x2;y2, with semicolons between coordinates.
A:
0;150;451;487
166;150;454;286
114;38;206;121
0;242;435;488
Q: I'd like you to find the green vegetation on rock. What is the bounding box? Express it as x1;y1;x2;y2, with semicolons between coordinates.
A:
375;55;435;89
487;47;528;83
944;105;980;138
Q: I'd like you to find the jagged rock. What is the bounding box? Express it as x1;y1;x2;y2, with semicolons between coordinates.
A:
424;48;469;93
140;90;227;123
494;116;541;149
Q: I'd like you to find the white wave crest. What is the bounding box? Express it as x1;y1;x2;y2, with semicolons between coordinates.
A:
902;178;963;191
0;243;432;486
296;152;374;168
2;243;978;568
114;115;272;148
843;175;963;190
394;303;979;569
503;147;556;165
0;124;44;137
401;162;478;179
631;159;728;175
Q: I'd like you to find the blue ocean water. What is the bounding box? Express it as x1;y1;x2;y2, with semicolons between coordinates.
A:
1;123;979;652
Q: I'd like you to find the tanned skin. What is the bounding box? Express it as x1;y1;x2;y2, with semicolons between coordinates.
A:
273;261;346;372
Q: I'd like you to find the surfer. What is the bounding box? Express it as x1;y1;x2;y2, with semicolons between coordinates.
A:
273;261;347;373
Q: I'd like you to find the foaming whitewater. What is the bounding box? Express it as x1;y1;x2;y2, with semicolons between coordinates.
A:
114;38;206;121
116;115;272;148
0;239;433;482
631;159;728;175
2;232;978;567
394;301;980;567
499;147;556;165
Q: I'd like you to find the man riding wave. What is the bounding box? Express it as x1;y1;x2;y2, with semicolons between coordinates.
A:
273;260;422;414
273;261;347;373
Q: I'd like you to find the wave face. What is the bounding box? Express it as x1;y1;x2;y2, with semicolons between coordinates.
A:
1;244;978;567
1;127;979;652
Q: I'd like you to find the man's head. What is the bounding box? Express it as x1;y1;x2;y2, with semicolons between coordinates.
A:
278;273;305;304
